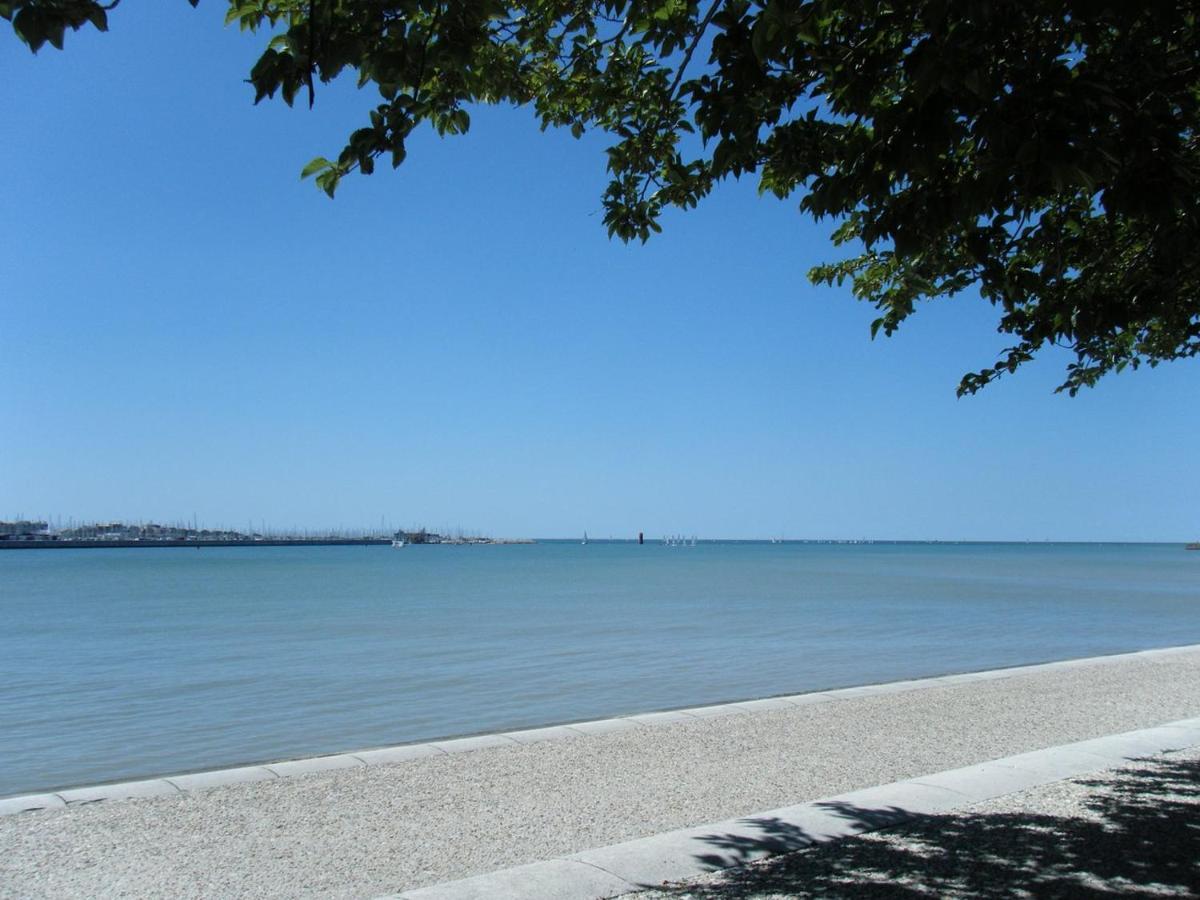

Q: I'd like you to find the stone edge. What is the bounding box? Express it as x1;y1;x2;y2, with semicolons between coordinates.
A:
1;642;1194;816
379;716;1200;900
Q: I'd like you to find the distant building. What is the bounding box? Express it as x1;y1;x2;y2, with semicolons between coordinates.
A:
395;529;444;544
0;520;52;540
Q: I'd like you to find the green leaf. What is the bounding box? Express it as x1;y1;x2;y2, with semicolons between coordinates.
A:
315;169;339;198
45;19;64;49
300;157;332;179
13;6;46;52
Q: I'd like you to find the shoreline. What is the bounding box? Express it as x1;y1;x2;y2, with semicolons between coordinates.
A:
4;642;1197;810
2;643;1197;898
7;542;1192;799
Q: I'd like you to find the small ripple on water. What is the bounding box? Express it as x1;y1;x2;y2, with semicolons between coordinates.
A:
1;542;1198;794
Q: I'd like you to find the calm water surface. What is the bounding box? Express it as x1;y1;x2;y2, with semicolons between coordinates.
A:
1;541;1197;795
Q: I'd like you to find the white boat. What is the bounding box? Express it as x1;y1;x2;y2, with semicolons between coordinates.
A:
582;531;588;545
392;539;406;548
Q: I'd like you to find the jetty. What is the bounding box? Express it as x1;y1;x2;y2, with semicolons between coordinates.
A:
0;538;390;550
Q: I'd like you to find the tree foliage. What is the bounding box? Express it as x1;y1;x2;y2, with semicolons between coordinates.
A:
7;0;1199;394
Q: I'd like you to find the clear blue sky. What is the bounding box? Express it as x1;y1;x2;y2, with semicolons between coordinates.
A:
3;4;1197;541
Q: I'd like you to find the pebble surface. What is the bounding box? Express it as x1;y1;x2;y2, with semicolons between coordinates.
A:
624;745;1200;898
2;649;1198;899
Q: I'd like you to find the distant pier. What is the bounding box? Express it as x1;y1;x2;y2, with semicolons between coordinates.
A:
0;538;391;550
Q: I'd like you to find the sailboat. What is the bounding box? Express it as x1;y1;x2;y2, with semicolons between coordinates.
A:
582;531;588;545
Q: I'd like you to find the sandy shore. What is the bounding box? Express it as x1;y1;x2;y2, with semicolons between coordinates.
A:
2;647;1199;899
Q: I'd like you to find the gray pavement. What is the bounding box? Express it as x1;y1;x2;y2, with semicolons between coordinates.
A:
2;647;1199;899
623;745;1200;899
393;718;1200;899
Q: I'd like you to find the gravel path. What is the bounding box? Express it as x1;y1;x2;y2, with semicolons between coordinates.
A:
624;745;1200;898
2;649;1199;899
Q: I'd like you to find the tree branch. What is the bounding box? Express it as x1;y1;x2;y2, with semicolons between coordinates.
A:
667;0;723;104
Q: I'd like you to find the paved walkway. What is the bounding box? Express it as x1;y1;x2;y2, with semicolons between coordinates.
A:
623;746;1200;899
2;647;1199;899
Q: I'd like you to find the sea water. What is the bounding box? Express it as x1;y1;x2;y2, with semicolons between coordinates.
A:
1;541;1197;796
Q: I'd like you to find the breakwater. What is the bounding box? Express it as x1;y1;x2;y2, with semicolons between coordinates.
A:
0;538;390;550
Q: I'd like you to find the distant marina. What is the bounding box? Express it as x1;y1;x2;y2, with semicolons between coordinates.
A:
0;520;531;550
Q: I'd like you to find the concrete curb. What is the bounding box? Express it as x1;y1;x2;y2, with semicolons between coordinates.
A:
381;716;1200;900
1;642;1196;817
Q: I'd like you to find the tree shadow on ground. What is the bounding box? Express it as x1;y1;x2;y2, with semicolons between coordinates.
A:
658;754;1200;898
